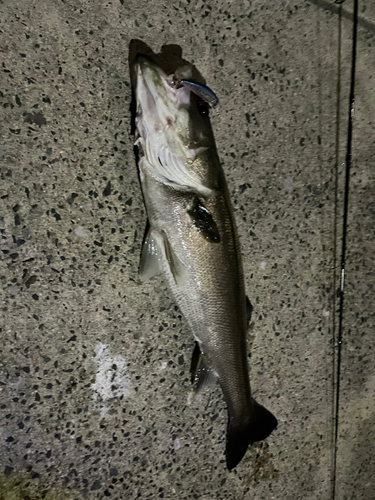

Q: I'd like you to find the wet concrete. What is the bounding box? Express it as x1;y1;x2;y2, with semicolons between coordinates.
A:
0;0;373;498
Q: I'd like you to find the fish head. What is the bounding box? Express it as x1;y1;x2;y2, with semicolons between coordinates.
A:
134;55;214;150
133;55;220;193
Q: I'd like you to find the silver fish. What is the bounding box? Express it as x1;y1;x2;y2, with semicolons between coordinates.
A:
132;54;277;470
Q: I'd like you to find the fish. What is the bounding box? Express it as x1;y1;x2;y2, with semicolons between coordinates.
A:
131;53;277;470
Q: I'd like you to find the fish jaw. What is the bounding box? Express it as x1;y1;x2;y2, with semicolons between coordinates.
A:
134;55;192;142
134;55;220;195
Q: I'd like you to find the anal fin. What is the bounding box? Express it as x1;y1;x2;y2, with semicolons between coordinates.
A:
190;342;217;394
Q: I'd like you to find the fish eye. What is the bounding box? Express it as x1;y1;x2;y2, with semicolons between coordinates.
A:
197;99;209;117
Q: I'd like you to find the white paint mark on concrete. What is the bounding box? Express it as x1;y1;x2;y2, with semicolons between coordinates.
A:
160;361;168;371
174;438;181;451
260;261;267;270
323;310;330;317
91;343;131;418
75;226;89;237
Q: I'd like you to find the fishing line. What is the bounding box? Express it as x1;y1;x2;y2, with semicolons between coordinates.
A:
331;0;358;498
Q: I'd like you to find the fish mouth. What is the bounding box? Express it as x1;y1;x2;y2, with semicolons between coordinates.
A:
133;54;218;195
134;55;192;141
135;54;192;103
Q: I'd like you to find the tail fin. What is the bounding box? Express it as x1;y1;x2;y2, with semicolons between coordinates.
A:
226;400;277;471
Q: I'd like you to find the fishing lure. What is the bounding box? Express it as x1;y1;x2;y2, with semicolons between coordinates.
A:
180;80;219;107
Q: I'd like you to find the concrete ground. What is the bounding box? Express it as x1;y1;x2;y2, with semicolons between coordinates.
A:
0;0;374;498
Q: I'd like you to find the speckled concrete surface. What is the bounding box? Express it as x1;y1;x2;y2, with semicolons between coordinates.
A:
0;0;372;499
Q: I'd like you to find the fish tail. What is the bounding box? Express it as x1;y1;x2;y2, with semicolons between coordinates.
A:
226;400;277;471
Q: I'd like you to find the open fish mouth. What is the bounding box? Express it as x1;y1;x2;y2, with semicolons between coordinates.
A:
134;55;192;140
133;55;217;195
135;54;218;125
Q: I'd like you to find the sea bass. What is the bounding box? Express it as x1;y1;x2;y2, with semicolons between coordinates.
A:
132;54;277;470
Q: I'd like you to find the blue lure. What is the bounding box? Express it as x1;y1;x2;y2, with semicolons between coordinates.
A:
180;80;219;107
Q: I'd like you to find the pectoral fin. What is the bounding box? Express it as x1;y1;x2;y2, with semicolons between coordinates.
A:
190;342;217;394
139;227;162;281
187;197;220;243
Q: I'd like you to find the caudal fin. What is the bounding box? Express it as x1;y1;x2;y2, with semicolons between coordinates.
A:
226;400;278;471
